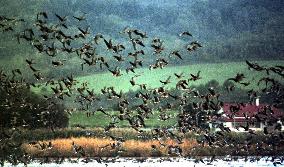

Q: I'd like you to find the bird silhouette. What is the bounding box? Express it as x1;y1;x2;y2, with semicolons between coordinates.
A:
189;71;201;81
179;31;192;37
170;50;183;59
228;73;245;83
160;76;171;85
55;14;67;22
73;14;86;21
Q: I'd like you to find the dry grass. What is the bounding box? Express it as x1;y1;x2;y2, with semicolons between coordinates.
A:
22;137;198;157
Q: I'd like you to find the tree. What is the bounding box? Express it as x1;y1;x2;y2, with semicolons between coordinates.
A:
0;79;68;129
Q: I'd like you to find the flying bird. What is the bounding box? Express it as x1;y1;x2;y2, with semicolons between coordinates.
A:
170;50;183;59
73;14;86;21
174;72;184;79
160;76;171;85
228;73;245;83
189;71;201;81
55;13;67;22
179;31;192;37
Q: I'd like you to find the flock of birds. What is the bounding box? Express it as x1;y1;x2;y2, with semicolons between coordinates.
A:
0;11;284;166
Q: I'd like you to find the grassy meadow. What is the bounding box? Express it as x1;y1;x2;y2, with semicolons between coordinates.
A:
69;110;178;128
33;60;284;95
75;60;284;93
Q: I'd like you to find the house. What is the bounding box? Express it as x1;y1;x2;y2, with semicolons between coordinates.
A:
211;98;284;132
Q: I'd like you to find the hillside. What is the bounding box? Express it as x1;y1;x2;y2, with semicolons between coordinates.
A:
33;60;284;95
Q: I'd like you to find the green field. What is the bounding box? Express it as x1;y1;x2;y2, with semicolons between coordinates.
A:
69;110;178;128
33;60;284;95
76;60;283;93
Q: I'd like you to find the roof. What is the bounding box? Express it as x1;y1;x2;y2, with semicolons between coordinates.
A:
220;103;284;122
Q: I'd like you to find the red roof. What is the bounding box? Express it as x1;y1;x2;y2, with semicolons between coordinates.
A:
221;103;284;122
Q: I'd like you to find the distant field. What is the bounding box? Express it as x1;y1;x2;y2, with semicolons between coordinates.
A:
33;60;283;95
74;60;283;93
69;110;178;128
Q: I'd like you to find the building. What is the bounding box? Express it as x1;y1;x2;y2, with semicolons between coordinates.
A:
211;98;284;132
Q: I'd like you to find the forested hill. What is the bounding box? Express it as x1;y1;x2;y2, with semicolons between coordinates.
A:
0;0;283;72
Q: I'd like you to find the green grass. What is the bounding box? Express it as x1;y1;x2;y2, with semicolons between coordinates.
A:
75;60;284;93
69;110;178;128
32;60;284;94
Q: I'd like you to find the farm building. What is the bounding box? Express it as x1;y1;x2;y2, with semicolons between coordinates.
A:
211;98;284;132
